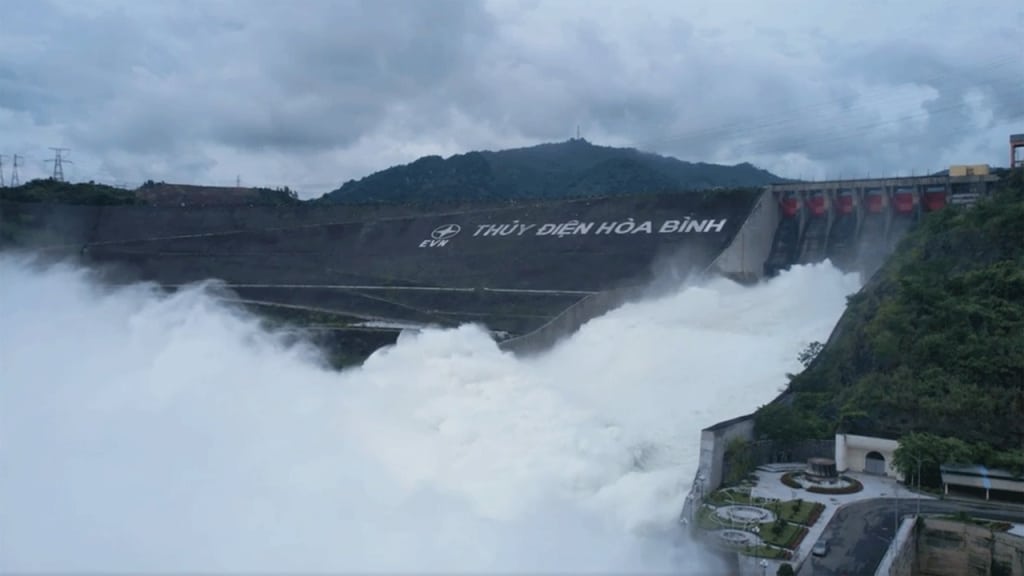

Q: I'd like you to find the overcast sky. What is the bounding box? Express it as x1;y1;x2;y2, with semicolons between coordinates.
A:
1;0;1021;197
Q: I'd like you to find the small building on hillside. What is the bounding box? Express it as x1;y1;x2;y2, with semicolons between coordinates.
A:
834;433;901;479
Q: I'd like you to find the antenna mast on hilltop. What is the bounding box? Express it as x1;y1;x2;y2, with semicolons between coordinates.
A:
47;147;71;181
0;154;5;187
11;154;22;187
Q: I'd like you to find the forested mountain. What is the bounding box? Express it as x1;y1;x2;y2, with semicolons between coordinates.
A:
0;140;784;207
319;138;785;204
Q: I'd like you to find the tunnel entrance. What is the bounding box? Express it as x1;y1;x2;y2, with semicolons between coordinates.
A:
865;451;886;475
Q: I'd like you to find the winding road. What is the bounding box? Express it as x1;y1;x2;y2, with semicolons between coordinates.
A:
798;498;1024;576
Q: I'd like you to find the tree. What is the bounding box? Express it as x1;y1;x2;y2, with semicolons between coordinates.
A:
797;341;824;368
754;402;828;444
777;562;795;576
723;437;754;486
894;432;977;488
893;432;1024;488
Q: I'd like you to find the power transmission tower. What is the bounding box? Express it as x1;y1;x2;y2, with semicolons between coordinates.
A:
0;154;5;187
46;147;72;181
11;154;22;187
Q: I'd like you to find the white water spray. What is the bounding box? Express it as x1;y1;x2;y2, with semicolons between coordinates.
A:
0;253;861;573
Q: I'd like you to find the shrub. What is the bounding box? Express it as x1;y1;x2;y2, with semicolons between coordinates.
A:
804;503;824;526
771;519;784;535
991;522;1012;532
781;472;803;489
777;563;796;576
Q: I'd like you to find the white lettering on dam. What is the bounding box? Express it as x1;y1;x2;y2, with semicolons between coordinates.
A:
420;218;727;246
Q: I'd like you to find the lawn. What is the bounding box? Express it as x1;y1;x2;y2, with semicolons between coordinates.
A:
770;500;825;526
741;545;790;560
696;506;722;530
758;521;806;549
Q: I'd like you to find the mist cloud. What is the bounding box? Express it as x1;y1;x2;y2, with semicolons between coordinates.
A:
0;254;860;572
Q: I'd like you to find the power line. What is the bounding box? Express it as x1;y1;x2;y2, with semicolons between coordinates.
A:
46;147;72;182
11;154;22;187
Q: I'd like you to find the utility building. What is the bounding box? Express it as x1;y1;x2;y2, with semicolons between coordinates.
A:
1011;133;1024;168
940;465;1024;502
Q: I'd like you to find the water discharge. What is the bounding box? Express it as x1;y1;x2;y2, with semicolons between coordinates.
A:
0;253;861;573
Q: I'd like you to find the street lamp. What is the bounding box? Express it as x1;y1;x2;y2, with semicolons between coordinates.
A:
895;453;924;534
894;481;899;534
907;454;923;517
760;558;768;576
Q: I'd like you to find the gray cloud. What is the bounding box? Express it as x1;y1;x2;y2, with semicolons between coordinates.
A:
0;0;1020;196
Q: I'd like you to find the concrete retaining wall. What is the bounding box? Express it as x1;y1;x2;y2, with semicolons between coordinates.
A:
678;414;757;529
746;438;835;468
707;189;780;282
699;414;757;493
917;518;1024;576
876;516;919;576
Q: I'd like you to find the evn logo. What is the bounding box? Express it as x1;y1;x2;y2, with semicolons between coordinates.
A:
420;223;461;248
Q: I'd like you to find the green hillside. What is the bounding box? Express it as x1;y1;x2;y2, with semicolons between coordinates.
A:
755;168;1024;483
0;178;302;206
0;179;142;205
319;138;785;204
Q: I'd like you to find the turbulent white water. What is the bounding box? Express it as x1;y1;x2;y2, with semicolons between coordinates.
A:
0;253;861;573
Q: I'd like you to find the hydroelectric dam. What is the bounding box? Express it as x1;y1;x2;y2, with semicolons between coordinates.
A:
0;168;998;356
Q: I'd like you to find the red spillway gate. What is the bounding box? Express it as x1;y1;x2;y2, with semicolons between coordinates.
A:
923;186;947;211
893;188;915;214
836;190;855;215
806;191;828;216
780;191;800;217
865;189;886;214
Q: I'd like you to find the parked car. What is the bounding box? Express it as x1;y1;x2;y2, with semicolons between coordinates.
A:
812;539;830;557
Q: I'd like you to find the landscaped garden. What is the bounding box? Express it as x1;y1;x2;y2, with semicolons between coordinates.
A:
694;483;825;561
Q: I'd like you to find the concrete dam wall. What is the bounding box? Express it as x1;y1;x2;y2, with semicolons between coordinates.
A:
1;190;758;342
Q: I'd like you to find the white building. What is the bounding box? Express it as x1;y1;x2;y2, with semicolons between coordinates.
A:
835;434;1024;501
834;433;901;478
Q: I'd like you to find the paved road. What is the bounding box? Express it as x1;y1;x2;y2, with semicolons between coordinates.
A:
799;498;1024;576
